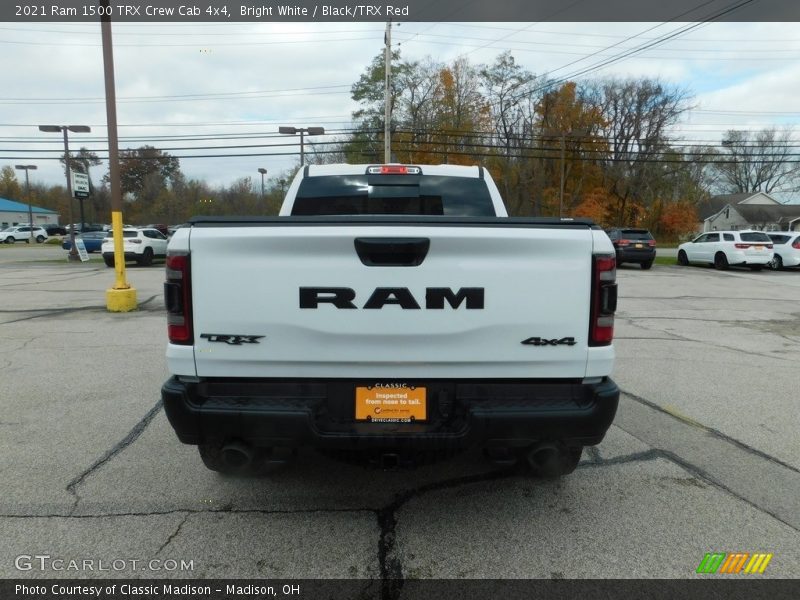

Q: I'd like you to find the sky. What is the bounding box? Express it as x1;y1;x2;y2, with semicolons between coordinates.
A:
1;19;799;195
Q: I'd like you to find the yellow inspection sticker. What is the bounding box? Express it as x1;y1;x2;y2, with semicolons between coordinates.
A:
355;386;427;422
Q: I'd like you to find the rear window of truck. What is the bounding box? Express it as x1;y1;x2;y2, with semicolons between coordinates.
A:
291;175;495;217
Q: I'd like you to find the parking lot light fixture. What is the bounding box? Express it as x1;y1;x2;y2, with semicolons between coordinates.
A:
257;168;267;197
14;165;38;242
278;126;325;166
38;125;91;261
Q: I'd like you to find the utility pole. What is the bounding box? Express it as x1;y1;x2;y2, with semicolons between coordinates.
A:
384;20;392;163
101;0;137;312
14;165;37;242
559;133;566;219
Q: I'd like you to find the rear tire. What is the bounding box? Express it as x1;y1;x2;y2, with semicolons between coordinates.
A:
677;250;689;266
138;247;154;266
36;235;45;243
526;444;583;479
103;256;114;268
714;252;729;270
6;237;15;244
768;255;783;271
640;260;653;270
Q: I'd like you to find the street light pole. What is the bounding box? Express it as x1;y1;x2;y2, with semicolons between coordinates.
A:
257;168;267;198
279;126;325;166
39;124;90;261
14;165;37;242
559;133;565;219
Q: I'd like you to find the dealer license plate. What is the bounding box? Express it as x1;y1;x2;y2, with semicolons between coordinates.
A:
355;385;426;422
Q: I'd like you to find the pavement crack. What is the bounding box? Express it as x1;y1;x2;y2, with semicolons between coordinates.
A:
0;507;375;520
65;400;164;514
156;512;190;556
373;466;521;599
621;389;800;475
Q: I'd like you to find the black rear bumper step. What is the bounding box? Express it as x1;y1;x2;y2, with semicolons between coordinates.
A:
162;376;619;451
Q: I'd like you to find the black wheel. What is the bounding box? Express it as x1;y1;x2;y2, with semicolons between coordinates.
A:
640;260;653;270
714;252;729;270
103;256;114;268
36;235;45;243
749;265;763;272
525;444;583;478
138;247;154;266
6;236;15;244
199;443;243;474
768;254;783;271
677;250;689;266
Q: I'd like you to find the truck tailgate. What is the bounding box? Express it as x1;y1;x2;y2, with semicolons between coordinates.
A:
188;222;594;379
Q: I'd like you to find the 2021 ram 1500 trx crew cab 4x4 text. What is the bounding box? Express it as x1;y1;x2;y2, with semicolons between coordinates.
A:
161;164;620;477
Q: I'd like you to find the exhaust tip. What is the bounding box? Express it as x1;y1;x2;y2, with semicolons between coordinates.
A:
221;441;254;470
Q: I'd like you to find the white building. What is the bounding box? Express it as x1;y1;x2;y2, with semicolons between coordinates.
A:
0;197;59;229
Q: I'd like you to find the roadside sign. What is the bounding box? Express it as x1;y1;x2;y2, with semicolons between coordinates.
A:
71;172;90;198
75;238;89;262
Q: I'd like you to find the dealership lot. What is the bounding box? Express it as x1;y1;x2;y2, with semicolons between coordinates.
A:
0;247;798;580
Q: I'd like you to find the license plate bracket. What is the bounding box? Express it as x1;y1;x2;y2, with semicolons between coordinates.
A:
355;385;426;422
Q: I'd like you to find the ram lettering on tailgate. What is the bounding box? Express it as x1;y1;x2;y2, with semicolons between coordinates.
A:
299;287;484;310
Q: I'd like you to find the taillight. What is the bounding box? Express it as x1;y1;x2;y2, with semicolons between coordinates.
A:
793;239;800;249
766;244;773;249
617;239;630;246
590;254;617;346
165;252;192;344
648;239;656;247
734;243;751;249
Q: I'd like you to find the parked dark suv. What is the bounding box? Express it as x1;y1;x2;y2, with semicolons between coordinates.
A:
606;228;656;269
42;224;67;236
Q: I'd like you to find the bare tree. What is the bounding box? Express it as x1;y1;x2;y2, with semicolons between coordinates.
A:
592;78;693;224
714;127;800;194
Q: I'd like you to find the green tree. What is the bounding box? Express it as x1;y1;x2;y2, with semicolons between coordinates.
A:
0;166;22;199
105;145;181;200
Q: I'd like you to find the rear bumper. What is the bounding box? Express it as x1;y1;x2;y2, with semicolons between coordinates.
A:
102;251;141;261
161;376;619;450
615;247;656;263
733;252;772;265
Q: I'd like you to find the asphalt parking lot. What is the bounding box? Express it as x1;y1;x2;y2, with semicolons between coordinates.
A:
0;244;798;583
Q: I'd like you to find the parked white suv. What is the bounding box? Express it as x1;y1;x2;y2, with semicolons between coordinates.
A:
766;232;800;270
0;225;49;244
101;228;169;267
677;230;774;271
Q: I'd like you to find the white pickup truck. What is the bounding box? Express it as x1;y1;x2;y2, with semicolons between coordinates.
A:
162;164;619;477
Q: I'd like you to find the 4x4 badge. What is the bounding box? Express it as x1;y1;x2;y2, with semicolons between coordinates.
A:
521;337;577;346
